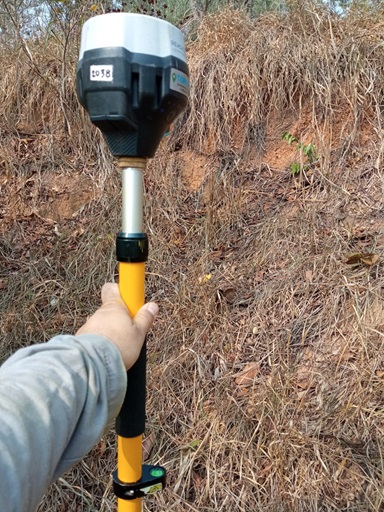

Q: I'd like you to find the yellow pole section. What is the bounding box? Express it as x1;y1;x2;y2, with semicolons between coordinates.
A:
119;261;145;316
118;261;145;512
117;436;142;512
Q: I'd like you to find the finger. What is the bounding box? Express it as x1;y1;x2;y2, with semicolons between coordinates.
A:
133;302;159;336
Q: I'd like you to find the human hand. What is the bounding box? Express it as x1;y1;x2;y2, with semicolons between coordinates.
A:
76;283;158;370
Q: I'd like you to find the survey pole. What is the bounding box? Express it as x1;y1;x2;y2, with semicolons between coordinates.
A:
76;13;189;509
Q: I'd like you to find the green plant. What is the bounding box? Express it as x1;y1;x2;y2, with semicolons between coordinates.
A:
282;131;318;176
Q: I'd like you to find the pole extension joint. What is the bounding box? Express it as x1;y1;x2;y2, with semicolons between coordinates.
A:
116;233;148;263
113;465;166;500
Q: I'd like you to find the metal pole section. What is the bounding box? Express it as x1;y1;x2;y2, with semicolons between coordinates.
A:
122;167;143;234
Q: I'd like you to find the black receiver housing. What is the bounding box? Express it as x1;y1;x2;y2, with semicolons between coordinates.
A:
76;47;189;158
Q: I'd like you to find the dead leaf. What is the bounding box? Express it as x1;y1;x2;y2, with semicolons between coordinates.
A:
234;362;260;386
346;252;379;266
295;365;316;390
361;254;379;265
257;463;273;483
255;270;264;283
334;457;348;481
338;349;357;362
97;438;106;455
236;386;249;397
219;287;237;304
210;247;225;262
305;270;313;283
192;470;204;491
142;433;154;460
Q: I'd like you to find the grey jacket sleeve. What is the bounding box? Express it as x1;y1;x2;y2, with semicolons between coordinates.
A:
0;334;127;512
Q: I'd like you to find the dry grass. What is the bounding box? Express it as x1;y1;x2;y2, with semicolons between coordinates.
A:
1;2;384;511
175;2;384;166
140;149;384;511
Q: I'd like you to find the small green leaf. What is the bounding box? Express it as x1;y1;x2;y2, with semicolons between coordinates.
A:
290;163;301;175
180;439;202;451
282;132;297;145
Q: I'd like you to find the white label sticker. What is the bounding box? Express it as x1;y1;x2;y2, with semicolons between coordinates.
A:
170;68;189;97
90;65;113;81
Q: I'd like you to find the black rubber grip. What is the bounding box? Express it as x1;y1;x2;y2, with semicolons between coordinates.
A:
116;339;146;438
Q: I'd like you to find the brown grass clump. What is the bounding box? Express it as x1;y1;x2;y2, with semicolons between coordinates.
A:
1;2;384;511
175;2;384;164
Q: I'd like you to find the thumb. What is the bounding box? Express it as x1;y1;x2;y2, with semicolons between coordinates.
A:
133;302;159;336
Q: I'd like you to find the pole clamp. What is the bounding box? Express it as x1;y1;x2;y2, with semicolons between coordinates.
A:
112;465;166;500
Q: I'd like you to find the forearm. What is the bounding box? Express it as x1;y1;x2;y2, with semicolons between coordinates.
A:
0;334;127;512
